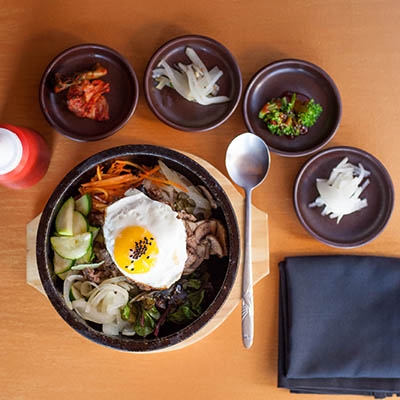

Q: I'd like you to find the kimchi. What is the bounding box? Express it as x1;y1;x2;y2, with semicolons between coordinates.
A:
54;63;110;121
67;79;110;121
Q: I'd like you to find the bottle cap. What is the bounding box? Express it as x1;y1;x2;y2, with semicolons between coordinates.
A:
0;128;23;175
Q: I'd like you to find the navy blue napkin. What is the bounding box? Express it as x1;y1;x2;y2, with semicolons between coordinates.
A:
278;255;400;398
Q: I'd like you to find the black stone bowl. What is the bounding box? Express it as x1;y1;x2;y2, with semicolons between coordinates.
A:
36;145;240;352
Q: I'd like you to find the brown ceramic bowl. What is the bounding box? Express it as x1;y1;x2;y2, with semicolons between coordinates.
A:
36;145;240;352
294;146;394;248
243;59;342;157
39;44;139;141
144;35;242;132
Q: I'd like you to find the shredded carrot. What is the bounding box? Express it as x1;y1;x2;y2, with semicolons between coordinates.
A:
80;187;109;199
79;159;187;212
96;165;103;181
107;161;133;175
111;160;147;173
141;164;161;176
81;174;141;188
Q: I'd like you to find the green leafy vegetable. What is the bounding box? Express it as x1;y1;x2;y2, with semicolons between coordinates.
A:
258;92;323;138
135;306;160;337
167;289;205;324
118;269;212;338
121;304;131;321
297;99;323;127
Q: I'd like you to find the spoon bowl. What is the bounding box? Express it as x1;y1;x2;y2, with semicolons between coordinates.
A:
225;132;270;348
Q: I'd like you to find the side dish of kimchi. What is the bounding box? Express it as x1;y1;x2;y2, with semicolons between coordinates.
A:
54;63;110;121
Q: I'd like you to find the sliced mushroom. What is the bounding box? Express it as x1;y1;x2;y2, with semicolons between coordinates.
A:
206;234;224;257
194;219;217;242
184;248;204;274
215;220;228;256
177;210;197;222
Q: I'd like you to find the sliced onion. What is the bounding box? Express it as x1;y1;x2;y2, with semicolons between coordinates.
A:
121;326;136;336
102;322;120;336
63;274;84;310
101;276;129;285
309;157;370;223
67;276;134;335
103;313;135;336
89;284;128;310
72;299;115;324
80;280;98;297
117;281;134;291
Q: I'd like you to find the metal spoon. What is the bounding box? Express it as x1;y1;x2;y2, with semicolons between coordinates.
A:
225;132;270;348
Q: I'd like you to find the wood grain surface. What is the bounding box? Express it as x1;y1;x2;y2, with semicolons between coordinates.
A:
1;1;400;399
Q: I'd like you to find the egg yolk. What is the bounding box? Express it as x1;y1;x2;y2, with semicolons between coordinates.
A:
113;226;158;274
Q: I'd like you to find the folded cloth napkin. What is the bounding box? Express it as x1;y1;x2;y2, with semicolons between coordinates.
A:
278;255;400;398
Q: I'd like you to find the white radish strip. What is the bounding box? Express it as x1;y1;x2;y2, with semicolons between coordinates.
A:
185;47;211;83
153;47;230;105
309;157;371;223
158;60;191;99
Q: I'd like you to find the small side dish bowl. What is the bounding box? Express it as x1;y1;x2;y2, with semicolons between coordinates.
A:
243;59;342;157
39;44;139;141
294;146;394;248
36;145;240;352
144;35;242;132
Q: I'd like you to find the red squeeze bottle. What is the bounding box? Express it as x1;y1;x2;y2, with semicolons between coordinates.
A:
0;124;50;189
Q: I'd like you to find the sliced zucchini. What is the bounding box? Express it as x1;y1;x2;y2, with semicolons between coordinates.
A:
88;225;100;240
50;232;93;260
71;261;105;270
57;270;71;281
72;211;88;235
55;197;75;236
75;193;92;216
75;245;94;264
53;252;74;275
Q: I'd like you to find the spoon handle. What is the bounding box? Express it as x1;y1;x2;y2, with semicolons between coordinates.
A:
242;189;254;348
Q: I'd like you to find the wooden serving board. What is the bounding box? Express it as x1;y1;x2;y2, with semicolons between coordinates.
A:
26;153;269;352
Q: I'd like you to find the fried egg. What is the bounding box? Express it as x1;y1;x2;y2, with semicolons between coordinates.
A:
103;190;187;289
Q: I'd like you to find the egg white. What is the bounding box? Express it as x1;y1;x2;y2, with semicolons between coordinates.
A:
103;190;187;289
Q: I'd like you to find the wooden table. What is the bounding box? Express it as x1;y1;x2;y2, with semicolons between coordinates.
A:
1;1;399;399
